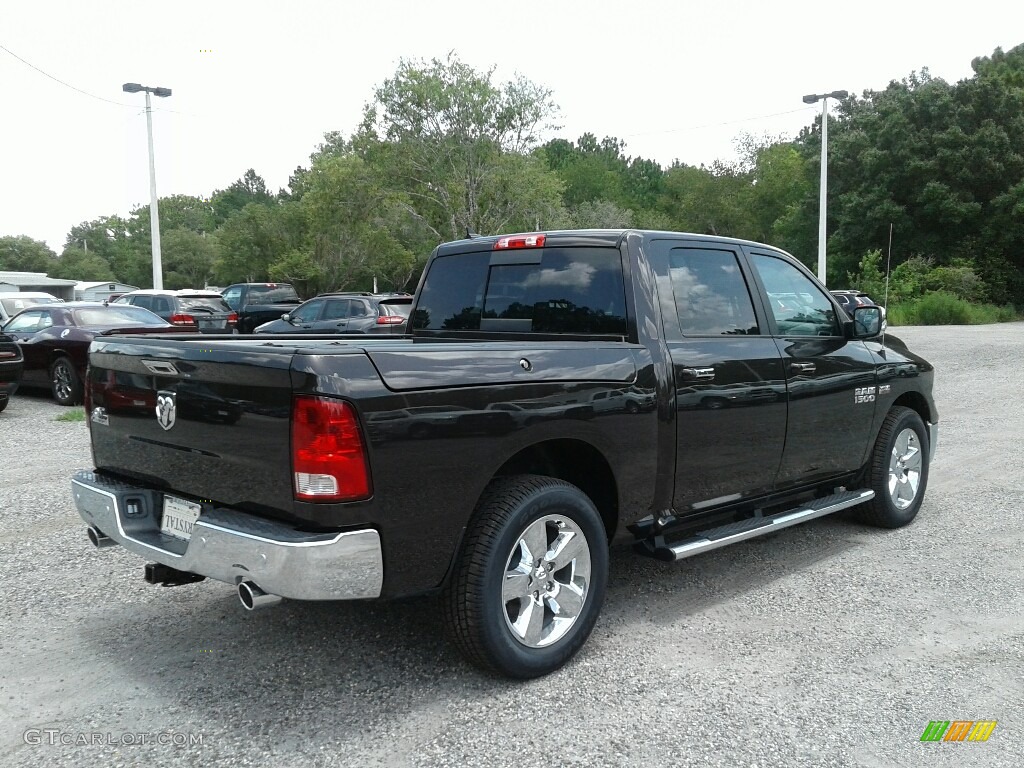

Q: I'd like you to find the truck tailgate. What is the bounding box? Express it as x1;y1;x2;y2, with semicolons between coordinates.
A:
87;337;300;516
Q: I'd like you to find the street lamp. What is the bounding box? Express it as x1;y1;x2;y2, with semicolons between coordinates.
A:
123;82;172;289
802;89;848;285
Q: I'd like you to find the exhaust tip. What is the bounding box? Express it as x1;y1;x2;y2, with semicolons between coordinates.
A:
238;580;282;611
87;526;115;549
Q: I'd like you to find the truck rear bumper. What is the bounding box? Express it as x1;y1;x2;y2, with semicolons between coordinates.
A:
71;470;383;600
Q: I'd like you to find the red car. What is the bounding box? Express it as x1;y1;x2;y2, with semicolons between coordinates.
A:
0;302;194;406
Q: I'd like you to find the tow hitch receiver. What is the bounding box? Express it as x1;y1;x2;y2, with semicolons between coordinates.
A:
144;562;206;587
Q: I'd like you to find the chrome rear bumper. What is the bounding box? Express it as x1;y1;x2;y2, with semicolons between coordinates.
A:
71;470;383;600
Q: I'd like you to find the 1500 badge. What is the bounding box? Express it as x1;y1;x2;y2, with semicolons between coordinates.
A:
855;386;876;404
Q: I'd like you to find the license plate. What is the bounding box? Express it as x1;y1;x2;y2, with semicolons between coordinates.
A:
161;495;202;541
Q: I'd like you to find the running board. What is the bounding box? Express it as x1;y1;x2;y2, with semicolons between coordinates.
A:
642;489;874;562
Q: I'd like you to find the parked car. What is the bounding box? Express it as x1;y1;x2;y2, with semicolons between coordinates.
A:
1;302;192;405
253;293;413;334
113;289;238;333
831;290;887;331
0;292;63;325
220;283;303;333
0;332;24;413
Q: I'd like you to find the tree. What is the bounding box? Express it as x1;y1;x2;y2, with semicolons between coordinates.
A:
161;229;217;288
0;235;58;273
210;170;275;224
353;54;565;241
801;47;1024;299
295;153;422;293
50;248;116;281
658;162;751;237
214;202;306;284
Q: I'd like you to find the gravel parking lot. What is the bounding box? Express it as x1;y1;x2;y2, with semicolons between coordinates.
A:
2;324;1022;768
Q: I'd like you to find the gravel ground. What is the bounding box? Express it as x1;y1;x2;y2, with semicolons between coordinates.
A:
2;324;1022;767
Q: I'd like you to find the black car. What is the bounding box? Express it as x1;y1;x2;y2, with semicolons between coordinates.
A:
253;292;412;334
0;333;24;413
113;290;238;333
1;302;186;405
831;290;888;331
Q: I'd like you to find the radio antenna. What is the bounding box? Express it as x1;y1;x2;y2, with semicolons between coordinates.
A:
882;222;893;344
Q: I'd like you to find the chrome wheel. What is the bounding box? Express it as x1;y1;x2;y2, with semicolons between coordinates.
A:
887;427;922;510
502;514;592;648
53;361;73;402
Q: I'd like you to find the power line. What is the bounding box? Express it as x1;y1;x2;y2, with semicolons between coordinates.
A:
0;41;136;107
0;41;194;116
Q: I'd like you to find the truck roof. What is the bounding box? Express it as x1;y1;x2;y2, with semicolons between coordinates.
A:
434;229;791;257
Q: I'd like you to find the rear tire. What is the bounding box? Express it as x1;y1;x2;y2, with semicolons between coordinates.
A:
442;475;608;679
853;406;929;528
51;358;82;406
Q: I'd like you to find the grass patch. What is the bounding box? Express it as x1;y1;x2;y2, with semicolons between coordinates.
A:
55;407;86;422
888;292;1021;325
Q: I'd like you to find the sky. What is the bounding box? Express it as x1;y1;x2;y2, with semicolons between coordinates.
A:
1;0;1022;253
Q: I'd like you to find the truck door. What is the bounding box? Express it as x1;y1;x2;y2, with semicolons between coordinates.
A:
648;239;788;515
744;250;877;490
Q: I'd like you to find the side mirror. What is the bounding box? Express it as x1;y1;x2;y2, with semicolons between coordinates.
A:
851;306;882;337
282;313;292;323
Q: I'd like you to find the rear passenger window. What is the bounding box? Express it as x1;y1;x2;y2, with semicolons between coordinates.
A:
668;248;759;336
414;247;627;336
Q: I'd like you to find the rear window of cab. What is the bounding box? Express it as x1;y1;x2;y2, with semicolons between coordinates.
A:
413;247;627;336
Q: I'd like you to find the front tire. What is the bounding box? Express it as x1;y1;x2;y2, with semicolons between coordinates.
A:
442;475;608;679
853;406;930;528
51;358;82;406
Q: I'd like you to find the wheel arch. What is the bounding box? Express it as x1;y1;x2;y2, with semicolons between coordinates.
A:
490;438;619;543
892;391;932;426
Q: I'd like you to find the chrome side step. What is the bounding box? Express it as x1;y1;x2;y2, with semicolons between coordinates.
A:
645;489;874;562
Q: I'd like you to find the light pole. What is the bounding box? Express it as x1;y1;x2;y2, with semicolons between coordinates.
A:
123;82;172;289
802;89;848;285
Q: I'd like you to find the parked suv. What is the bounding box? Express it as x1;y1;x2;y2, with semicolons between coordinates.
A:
114;290;238;333
253;292;412;334
831;290;887;331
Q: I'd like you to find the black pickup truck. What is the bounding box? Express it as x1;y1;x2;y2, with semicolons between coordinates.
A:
71;230;937;678
219;282;303;333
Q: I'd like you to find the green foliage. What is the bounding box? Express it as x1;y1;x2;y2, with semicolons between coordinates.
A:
566;200;633;229
815;43;1024;300
161;229;217;288
889;291;1019;325
354;53;563;242
51;248;115;281
210;170;274;225
0;235;57;272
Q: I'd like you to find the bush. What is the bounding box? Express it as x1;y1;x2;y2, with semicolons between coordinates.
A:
888;292;1021;325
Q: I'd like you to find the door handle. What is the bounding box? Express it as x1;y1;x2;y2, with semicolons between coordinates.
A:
790;362;816;373
681;367;715;381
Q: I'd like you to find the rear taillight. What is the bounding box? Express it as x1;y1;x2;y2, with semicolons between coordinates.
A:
227;312;238;325
170;313;196;326
376;315;404;325
493;233;546;250
292;395;371;502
